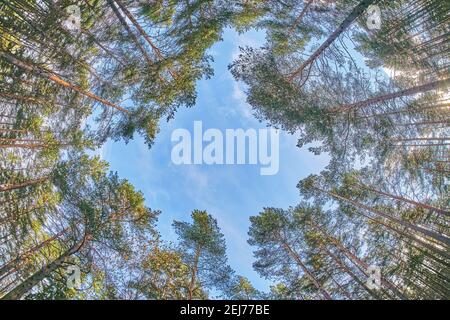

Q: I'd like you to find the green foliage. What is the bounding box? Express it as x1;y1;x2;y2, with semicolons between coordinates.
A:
173;210;234;297
1;0;448;300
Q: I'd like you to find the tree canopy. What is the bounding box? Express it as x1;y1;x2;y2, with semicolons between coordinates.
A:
1;0;448;300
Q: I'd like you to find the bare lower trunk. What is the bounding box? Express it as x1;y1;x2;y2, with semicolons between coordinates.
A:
314;186;450;246
188;246;201;300
1;239;83;300
280;237;332;300
288;0;376;81
0;177;49;192
360;183;450;217
288;0;313;35
331;78;450;113
107;0;154;68
316;239;381;299
0;228;69;279
0;51;128;113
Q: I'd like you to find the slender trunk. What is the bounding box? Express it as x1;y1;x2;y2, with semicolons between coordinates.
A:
113;0;162;60
0;51;129;114
329;275;352;300
280;237;332;300
114;0;177;79
1;237;85;300
314;223;407;299
316;239;381;299
383;246;450;298
107;0;154;69
288;0;313;35
331;78;450;113
313;186;450;246
360;183;450;217
0;177;49;192
288;0;376;81
361;205;450;260
188;246;201;300
0;227;69;278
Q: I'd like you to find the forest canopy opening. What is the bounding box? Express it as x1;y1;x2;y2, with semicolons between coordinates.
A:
0;0;448;302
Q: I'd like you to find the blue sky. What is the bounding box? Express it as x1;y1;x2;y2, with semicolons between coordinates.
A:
99;28;330;292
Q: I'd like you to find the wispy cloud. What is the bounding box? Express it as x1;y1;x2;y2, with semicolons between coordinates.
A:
232;81;253;119
230;31;264;62
183;165;209;189
228;30;265;121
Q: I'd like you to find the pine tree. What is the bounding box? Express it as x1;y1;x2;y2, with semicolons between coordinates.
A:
173;210;234;299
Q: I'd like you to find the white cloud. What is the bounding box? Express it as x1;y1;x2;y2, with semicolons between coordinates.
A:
230;32;263;62
183;165;209;189
232;81;253;119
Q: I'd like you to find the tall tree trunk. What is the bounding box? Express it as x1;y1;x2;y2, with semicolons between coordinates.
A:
310;221;407;299
113;0;162;60
0;177;49;192
359;183;450;217
0;228;69;279
313;185;450;246
288;0;376;81
279;236;332;300
107;0;155;69
288;0;313;35
329;275;352;299
1;237;85;300
114;0;177;79
360;204;450;260
331;78;450;113
316;239;381;299
188;246;201;300
0;51;129;114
